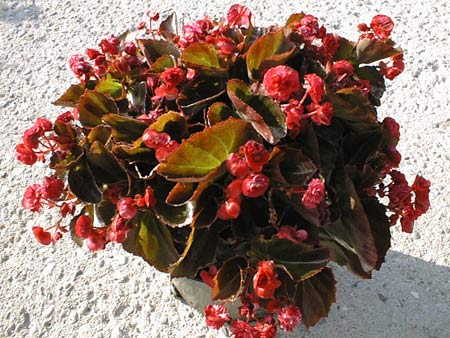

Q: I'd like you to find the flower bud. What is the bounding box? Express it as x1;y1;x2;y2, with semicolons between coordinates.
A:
241;173;270;198
117;197;137;220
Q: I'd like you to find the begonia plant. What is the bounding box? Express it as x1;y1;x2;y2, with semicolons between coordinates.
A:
17;5;430;337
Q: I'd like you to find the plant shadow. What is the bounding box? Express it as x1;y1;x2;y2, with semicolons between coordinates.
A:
281;250;450;338
0;1;40;23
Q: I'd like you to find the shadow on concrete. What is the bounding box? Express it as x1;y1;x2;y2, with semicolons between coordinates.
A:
0;1;40;22
280;250;450;338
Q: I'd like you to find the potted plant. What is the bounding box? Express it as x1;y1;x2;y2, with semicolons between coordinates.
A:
16;4;430;337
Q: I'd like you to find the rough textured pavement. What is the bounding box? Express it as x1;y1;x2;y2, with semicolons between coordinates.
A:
0;0;449;337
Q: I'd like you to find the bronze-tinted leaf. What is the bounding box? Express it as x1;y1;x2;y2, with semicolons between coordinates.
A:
86;125;112;145
157;118;252;181
53;82;89;107
153;181;194;227
213;257;248;301
294;267;336;328
166;183;198;206
361;197;391;271
134;212;180;272
318;227;372;279
181;42;226;75
86;141;128;184
334;37;355;61
270;147;317;187
95;199;116;225
127;81;147;113
285;13;305;28
227;79;286;144
150;54;176;73
355;66;386;106
246;29;297;80
137;38;180;64
102;113;148;142
322;170;377;272
355;38;402;64
77;90;118;127
170;228;218;278
149;111;187;141
68;155;102;203
177;76;227;116
326;87;379;131
250;237;330;282
207;102;234;126
95;73;125;100
112;144;154;163
49;145;83;170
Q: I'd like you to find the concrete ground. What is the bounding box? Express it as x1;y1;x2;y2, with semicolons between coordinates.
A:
0;0;449;337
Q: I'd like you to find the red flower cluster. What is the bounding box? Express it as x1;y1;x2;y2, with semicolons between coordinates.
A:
22;176;65;212
276;225;308;243
263;65;300;102
16;118;53;165
16;6;430;337
154;67;185;101
218;141;270;220
142;128;180;162
253;261;282;299
383;171;430;233
204;304;230;329
302;178;326;209
358;15;404;80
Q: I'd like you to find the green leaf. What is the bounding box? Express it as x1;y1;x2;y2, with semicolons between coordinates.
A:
227;79;286;144
102;113;148;142
213;257;247;301
270;147;317;187
149;111;188;141
137;38;180;64
170;228;218;278
53;83;87;107
181;42;226;75
250;237;330;282
157;118;252;181
68;155;102;203
86;141;128;184
95;73;125;100
134;212;180;272
77;90;118;127
150;54;176;73
207;102;234;126
294;267;336;328
177;76;227;116
355;38;402;64
246;29;297;80
322;170;377;272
